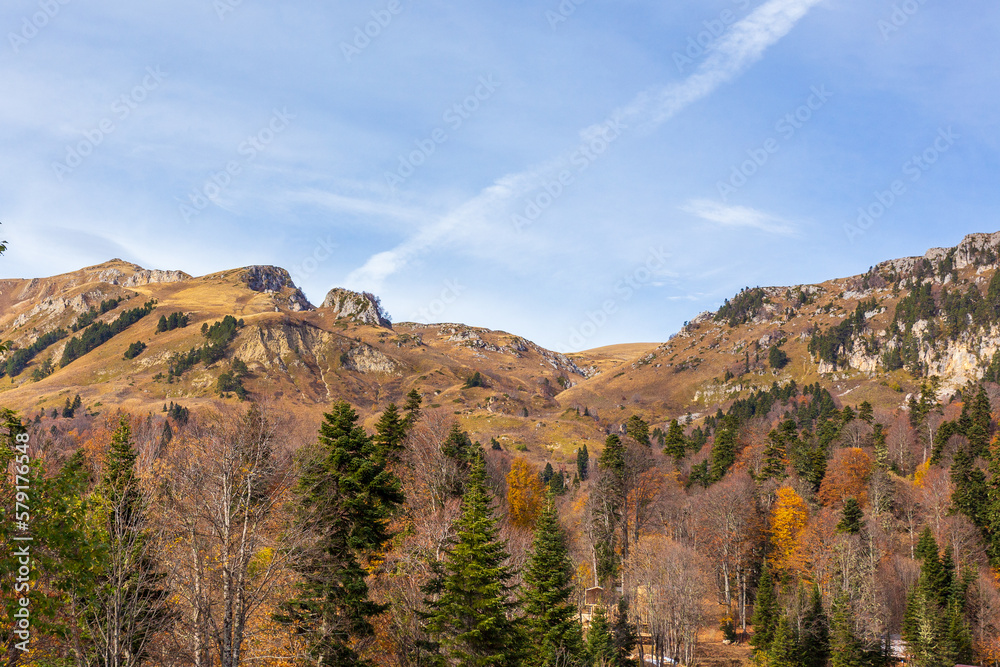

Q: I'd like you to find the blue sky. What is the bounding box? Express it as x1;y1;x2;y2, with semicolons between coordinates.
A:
1;0;998;352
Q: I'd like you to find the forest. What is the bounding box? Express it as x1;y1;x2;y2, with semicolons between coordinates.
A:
2;371;1000;667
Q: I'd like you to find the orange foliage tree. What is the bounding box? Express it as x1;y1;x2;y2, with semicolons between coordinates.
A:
768;486;808;572
507;457;545;527
818;447;873;508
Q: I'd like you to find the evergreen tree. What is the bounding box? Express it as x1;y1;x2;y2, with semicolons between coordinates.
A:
278;401;404;666
577;445;590;481
374;402;408;464
837;498;864;535
858;401;874;425
403;388;423;428
768;615;798;667
761;429;788;481
610;599;638;667
520;495;586;666
751;565;778;657
829;595;865;667
586;606;615;666
94;416;171;667
624;416;650;446
708;423;737;484
799;584;829;667
422;456;524;666
663;419;687;462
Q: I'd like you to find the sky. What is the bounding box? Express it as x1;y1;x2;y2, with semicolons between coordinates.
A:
1;0;998;353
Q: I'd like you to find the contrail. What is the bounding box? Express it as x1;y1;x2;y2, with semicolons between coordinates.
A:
346;0;825;288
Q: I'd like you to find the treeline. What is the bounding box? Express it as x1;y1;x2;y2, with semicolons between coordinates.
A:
166;315;244;380
1;328;66;378
60;300;156;366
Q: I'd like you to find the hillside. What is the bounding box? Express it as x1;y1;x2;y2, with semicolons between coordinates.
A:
5;232;1000;467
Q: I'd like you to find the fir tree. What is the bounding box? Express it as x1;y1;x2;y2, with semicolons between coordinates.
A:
422;456;524;666
520;495;585;666
708;423;737;484
610;598;638;667
751;565;778;657
837;498;864;534
829;595;865;667
586;606;615;666
577;445;590;481
403;387;423;428
663;419;687;462
761;429;788;481
374;402;408;464
277;401;404;666
799;583;829;667
768;615;798;667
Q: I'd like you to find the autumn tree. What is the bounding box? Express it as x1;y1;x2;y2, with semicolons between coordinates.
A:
769;487;808;572
818;448;873;509
507;457;545;528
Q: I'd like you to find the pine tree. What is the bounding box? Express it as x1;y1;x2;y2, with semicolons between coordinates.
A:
836;498;863;534
577;445;590;481
708;424;737;483
521;495;585;667
374;402;407;464
799;583;829;667
751;565;778;657
586;606;615;666
422;456;524;666
829;595;865;667
94;416;171;667
611;598;638;667
768;615;798;667
403;388;423;428
278;401;404;666
761;429;788;481
663;419;687;462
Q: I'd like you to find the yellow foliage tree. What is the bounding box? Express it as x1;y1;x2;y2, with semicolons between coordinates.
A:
768;486;808;572
507;456;545;527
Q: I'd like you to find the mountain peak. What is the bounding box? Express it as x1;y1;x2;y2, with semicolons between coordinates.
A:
320;288;391;328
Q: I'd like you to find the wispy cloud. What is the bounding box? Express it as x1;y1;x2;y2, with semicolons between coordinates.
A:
346;0;825;289
682;198;800;236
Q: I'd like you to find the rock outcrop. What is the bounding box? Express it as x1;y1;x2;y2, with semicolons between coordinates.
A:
237;266;313;312
321;288;392;328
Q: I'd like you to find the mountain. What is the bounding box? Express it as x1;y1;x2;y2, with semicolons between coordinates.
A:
4;232;1000;465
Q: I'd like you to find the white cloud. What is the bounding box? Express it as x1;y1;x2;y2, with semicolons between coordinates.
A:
346;0;825;288
681;198;800;236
